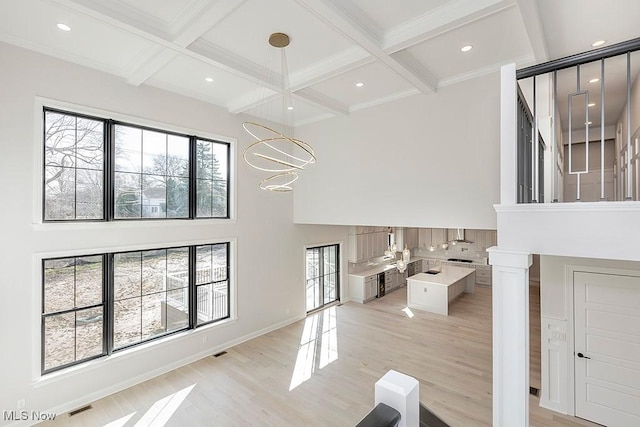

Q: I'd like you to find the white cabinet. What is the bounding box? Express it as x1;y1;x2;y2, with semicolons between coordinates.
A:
475;265;492;286
405;228;419;249
431;228;446;247
348;227;389;262
398;270;408;287
418;228;431;248
349;274;378;303
470;230;497;251
365;275;377;300
418;228;447;248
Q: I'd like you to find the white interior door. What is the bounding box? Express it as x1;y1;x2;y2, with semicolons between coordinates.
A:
574;271;640;427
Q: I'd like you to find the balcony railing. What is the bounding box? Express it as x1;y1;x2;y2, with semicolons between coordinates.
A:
166;267;228;322
514;37;640;203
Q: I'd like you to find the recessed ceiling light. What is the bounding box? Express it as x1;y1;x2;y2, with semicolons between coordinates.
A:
56;23;71;32
287;106;294;111
460;45;473;52
204;77;214;82
355;82;364;88
588;103;596;107
592;40;606;47
589;78;600;83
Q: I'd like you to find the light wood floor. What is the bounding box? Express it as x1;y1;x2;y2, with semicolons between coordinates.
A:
40;285;600;427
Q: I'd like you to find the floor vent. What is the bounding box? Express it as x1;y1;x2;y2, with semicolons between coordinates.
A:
69;404;93;417
529;387;540;397
213;351;227;358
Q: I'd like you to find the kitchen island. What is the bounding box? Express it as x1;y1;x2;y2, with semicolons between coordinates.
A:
407;266;475;315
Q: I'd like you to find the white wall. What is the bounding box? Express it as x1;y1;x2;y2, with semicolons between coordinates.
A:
0;42;349;422
538;256;640;414
292;72;500;230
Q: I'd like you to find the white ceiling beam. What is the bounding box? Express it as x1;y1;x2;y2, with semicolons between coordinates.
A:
294;0;438;93
514;0;549;62
54;0;349;117
127;0;248;86
262;0;519;98
293;88;350;116
229;47;373;114
190;39;347;116
383;0;516;53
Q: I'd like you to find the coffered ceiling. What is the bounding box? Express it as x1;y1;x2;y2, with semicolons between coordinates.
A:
1;0;639;127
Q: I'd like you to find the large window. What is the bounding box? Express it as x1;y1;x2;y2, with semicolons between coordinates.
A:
43;108;230;221
306;244;340;312
41;243;230;373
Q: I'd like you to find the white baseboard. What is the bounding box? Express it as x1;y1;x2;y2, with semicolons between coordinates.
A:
32;314;305;426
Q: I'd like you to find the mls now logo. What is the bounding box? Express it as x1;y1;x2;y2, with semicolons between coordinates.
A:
3;410;56;421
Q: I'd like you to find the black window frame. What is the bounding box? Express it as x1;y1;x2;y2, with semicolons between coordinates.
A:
305;244;340;313
41;254;108;373
42;107;231;222
41;242;231;375
194;243;231;327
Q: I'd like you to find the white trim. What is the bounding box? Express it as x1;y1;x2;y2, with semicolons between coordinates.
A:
36;312;304;422
494;200;640;213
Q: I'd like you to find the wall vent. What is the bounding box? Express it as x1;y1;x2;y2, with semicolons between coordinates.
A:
69;404;93;417
529;386;540;397
213;351;227;358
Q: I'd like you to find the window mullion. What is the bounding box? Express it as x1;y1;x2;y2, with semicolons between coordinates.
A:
105;120;114;221
105;253;114;355
188;245;196;328
189;136;196;219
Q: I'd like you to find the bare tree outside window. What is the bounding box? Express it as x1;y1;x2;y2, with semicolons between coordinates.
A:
44;111;104;220
43;108;230;222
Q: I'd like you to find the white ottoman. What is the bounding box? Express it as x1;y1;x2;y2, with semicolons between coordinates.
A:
374;370;419;427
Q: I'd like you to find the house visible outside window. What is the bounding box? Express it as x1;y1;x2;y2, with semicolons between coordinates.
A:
306;244;340;312
43;108;230;222
114;125;190;219
41;243;231;374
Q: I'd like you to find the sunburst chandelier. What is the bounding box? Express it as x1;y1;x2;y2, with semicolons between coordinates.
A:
242;32;316;192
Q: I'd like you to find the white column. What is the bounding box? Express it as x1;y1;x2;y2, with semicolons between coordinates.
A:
375;370;419;427
488;247;532;427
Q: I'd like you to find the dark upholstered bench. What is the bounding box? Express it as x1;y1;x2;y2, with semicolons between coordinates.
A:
356;403;401;427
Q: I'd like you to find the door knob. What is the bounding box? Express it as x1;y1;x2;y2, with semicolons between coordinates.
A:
577;352;591;359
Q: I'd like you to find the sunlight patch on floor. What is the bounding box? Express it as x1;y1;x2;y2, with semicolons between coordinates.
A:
290;306;338;390
133;383;195;427
402;307;415;318
102;412;135;427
